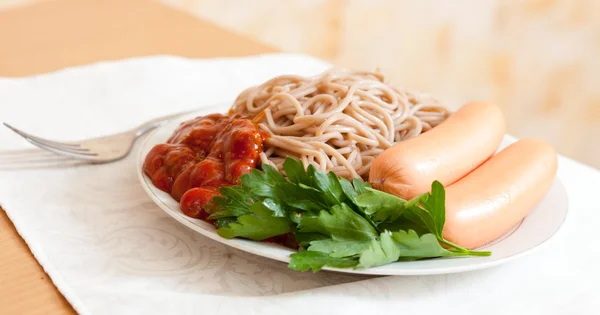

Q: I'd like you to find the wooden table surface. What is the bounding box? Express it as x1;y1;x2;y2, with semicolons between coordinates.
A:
0;0;274;313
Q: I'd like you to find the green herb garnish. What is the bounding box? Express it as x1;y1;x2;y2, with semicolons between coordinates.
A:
205;158;490;272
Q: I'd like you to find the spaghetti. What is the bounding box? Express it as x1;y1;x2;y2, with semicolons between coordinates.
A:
231;68;449;179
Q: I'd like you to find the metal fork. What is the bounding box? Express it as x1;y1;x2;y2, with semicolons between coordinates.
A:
2;109;196;163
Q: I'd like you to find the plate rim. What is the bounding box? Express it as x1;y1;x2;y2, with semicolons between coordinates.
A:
136;108;569;276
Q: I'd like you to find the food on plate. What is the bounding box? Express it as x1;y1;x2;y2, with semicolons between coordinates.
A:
369;101;505;199
143;113;266;217
230;69;449;179
142;67;557;272
205;158;490;271
443;138;558;249
180;187;221;220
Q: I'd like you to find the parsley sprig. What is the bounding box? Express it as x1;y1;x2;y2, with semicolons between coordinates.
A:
205;158;490;272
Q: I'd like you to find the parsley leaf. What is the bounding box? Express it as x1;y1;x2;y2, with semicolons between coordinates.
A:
358;231;400;268
308;239;371;258
377;219;429;235
262;198;287;217
338;177;379;228
205;186;255;219
420;180;446;236
401;181;447;238
214;217;237;228
294;202;378;263
402;181;490;256
292;229;474;271
356;187;407;222
283;157;311;185
403;204;437;237
339;177;358;203
307;165;344;205
281;158;345;208
353;178;370;194
294;232;329;248
288;251;358;272
391;230;459;260
240;165;286;199
216;201;292;240
295;203;378;241
278;182;327;212
357;229;468;269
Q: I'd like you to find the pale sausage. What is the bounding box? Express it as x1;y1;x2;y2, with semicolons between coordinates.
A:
369;101;505;199
443;138;558;249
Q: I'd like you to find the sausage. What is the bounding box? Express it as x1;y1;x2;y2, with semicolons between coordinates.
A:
369;101;505;199
443;138;558;249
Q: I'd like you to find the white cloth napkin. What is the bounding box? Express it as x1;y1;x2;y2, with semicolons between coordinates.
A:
0;54;598;315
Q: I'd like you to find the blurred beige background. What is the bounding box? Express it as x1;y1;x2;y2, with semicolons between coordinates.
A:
3;0;599;168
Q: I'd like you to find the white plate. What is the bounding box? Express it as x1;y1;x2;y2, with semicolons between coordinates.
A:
137;103;568;276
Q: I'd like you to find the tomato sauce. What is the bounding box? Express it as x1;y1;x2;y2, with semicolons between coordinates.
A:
143;113;265;220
